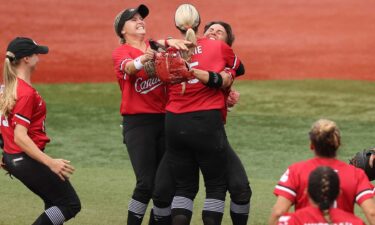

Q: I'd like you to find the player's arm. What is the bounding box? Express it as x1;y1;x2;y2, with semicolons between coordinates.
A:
123;47;155;76
268;196;293;225
156;39;193;51
14;125;74;181
191;68;233;89
360;198;375;225
235;62;245;77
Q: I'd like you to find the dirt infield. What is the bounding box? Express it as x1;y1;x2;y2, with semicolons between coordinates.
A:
1;0;374;83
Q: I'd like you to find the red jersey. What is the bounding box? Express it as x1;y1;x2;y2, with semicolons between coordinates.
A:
274;157;374;212
278;206;365;225
112;41;167;115
166;37;240;113
1;78;50;154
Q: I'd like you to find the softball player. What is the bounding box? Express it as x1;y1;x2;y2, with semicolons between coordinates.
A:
269;119;375;225
163;4;242;225
0;37;81;225
112;5;190;225
204;21;251;225
278;166;365;225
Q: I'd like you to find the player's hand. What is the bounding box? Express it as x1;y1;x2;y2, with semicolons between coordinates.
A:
219;70;234;88
0;162;8;171
166;39;193;51
49;159;75;181
0;156;7;172
227;89;240;108
141;47;156;64
370;154;375;168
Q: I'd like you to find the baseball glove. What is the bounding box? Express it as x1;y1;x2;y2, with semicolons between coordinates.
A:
349;147;375;181
154;47;194;84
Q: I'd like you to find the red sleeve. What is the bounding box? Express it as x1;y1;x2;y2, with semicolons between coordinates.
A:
12;95;35;129
274;167;298;203
355;168;375;205
221;42;240;71
112;48;133;80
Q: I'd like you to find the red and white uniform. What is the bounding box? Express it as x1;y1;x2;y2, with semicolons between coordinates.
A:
1;78;50;154
166;37;240;113
278;206;365;225
112;41;167;115
274;157;375;212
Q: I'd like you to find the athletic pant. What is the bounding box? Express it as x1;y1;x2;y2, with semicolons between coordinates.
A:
153;124;251;225
3;152;81;225
122;114;165;224
166;110;228;225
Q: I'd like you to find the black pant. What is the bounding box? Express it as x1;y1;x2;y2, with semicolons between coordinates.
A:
2;152;81;224
226;145;251;204
153;143;250;206
123;114;165;203
165;110;227;201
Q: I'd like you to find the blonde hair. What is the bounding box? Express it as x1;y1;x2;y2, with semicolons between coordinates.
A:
174;4;200;60
0;57;19;116
309;119;341;157
114;10;126;44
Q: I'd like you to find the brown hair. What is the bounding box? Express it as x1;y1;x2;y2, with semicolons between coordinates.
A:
203;21;235;46
308;166;339;224
309;119;341;157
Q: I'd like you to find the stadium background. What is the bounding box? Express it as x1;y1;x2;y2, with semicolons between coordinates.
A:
1;0;375;82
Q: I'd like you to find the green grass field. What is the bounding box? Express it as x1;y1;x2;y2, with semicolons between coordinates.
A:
0;80;374;225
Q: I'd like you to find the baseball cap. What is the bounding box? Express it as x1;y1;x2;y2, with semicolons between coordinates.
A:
114;4;149;38
6;37;49;61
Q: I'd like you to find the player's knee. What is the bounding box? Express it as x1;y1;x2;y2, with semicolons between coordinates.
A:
62;199;81;221
69;201;82;218
229;185;252;204
134;184;154;202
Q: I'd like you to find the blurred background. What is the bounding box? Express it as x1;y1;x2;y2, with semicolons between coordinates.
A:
1;0;375;83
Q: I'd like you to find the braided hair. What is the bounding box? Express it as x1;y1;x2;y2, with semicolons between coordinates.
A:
308;166;340;224
309;119;341;157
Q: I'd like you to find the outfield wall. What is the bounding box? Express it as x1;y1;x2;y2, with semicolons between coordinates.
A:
1;0;374;83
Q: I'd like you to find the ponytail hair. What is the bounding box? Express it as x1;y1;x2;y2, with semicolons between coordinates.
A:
308;166;339;224
0;56;19;116
174;4;200;60
309;119;341;157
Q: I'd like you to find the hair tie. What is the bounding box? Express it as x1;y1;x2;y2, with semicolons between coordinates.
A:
5;51;15;61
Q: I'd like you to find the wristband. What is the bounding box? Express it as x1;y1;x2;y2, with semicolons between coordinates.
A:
206;71;223;88
133;56;144;70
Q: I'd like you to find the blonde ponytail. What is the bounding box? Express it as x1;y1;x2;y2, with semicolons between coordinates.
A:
0;58;19;116
175;4;200;61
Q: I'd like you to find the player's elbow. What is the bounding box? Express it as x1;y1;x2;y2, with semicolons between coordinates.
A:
361;198;375;225
269;206;286;225
365;208;375;225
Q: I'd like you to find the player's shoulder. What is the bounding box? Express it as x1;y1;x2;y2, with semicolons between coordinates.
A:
331;208;365;223
17;78;35;98
198;37;228;48
112;44;135;58
288;159;310;170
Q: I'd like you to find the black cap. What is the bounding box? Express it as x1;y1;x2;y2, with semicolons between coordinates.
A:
6;37;49;61
115;4;149;38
